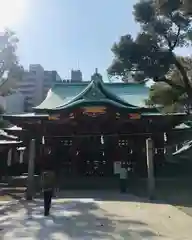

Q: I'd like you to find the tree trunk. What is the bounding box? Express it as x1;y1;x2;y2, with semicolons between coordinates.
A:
172;54;192;98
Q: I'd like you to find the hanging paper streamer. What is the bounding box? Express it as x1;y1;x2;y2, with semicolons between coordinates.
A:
7;149;12;166
155;148;158;154
100;135;104;145
42;136;45;145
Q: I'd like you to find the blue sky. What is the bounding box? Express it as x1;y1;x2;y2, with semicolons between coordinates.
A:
8;0;192;80
10;0;139;80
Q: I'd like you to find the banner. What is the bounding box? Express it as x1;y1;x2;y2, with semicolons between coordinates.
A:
114;161;121;174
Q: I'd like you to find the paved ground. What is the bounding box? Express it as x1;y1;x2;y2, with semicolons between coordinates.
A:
0;191;192;239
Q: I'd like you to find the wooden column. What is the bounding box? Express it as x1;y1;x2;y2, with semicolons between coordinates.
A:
26;139;36;200
146;138;155;199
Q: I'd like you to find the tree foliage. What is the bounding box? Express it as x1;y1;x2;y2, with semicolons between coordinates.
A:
148;56;192;112
157;0;192;17
108;0;192;111
0;29;23;95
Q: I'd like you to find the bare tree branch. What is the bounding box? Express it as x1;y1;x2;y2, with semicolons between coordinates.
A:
171;26;181;50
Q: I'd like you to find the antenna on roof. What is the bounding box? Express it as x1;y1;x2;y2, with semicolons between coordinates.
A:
95;68;98;74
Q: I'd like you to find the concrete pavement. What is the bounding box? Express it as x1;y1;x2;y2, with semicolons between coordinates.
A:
0;191;192;239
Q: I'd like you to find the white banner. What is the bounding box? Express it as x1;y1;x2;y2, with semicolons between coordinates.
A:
114;161;121;174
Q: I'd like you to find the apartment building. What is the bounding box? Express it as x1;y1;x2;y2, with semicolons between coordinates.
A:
17;64;62;112
71;70;82;82
63;70;83;83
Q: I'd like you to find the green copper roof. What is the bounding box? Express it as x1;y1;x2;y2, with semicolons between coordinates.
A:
34;76;155;112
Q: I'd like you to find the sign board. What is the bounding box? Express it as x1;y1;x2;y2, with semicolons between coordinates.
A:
129;113;141;120
114;161;121;174
83;106;106;117
48;114;60;120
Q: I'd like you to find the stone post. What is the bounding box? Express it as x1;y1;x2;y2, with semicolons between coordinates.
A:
146;138;155;199
7;148;12;166
26;139;36;200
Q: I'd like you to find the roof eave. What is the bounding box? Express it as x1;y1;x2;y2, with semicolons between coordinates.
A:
2;113;49;121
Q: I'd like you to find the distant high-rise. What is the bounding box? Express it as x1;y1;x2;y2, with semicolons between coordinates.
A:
71;70;82;82
16;64;62;112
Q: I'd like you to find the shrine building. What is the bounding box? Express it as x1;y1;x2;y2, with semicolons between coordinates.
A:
2;69;186;188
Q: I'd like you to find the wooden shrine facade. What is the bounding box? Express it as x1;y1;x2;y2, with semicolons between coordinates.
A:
3;70;187;179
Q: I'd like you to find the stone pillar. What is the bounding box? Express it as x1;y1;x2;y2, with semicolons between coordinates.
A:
26;139;36;200
19;150;24;164
7;148;12;166
146;138;155;199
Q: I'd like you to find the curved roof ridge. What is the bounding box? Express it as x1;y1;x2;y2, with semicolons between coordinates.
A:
98;81;139;108
33;88;53;110
55;99;133;111
54;76;143;110
54;80;96;109
34;77;155;112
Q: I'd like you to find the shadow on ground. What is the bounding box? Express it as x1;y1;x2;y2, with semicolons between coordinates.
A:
0;187;25;200
2;177;192;217
130;178;192;217
0;197;162;239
